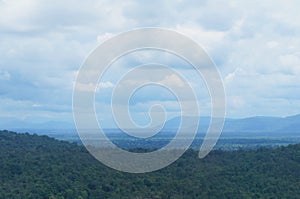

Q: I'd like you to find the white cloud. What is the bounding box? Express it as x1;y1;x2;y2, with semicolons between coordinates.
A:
175;24;227;53
0;0;38;32
75;81;114;92
224;67;243;84
266;41;279;49
97;33;115;44
99;81;114;89
279;53;300;75
1;0;300;124
159;74;185;88
75;82;97;92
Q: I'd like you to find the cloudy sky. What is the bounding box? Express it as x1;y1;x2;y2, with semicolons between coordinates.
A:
0;0;300;128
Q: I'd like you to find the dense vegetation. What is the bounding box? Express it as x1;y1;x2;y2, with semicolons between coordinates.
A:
1;130;300;199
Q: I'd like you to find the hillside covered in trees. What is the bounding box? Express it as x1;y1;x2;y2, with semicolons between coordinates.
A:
1;130;300;199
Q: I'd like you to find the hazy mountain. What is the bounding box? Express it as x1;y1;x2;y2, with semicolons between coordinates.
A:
0;117;75;131
164;114;300;135
1;114;300;136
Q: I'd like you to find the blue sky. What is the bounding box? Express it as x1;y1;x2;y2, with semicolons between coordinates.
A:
0;0;300;127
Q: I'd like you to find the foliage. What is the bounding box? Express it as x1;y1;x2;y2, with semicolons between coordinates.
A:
1;130;300;199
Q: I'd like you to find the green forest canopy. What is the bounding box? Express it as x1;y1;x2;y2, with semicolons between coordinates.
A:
1;130;300;199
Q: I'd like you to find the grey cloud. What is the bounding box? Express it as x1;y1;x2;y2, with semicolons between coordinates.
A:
0;0;300;124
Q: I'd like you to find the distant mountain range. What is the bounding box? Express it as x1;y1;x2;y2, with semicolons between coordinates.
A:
1;114;300;136
163;114;300;136
0;117;75;131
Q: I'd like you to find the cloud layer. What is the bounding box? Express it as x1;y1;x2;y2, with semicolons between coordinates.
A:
1;0;300;127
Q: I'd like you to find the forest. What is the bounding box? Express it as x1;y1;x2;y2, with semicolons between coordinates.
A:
1;130;300;199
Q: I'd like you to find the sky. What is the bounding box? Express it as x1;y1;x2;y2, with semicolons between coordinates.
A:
0;0;300;128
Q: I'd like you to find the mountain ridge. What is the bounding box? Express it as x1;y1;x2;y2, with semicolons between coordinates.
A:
163;113;300;135
1;113;300;136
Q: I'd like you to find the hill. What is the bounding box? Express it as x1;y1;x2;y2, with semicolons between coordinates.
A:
2;114;300;138
0;117;75;130
164;114;300;136
1;130;300;198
